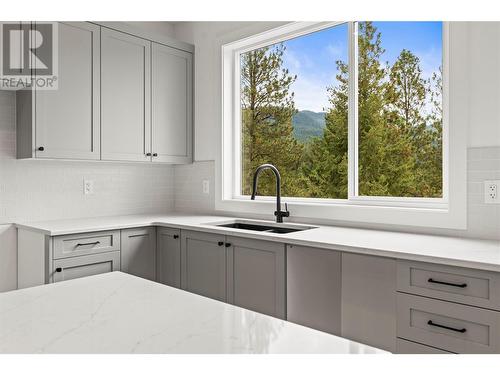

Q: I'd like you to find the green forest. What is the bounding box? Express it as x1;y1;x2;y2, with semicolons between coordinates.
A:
240;22;443;199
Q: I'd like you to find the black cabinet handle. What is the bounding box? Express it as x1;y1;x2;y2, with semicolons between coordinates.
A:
38;146;44;151
152;153;158;157
55;267;62;273
75;241;100;247
173;234;179;239
427;320;466;333
217;241;224;246
428;278;467;288
225;243;231;247
146;152;151;156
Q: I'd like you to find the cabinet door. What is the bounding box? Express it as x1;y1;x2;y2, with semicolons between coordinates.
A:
181;230;226;301
151;43;192;164
52;251;120;283
287;245;341;335
157;227;181;287
35;22;100;160
101;28;151;161
227;236;285;319
120;227;156;281
341;253;397;352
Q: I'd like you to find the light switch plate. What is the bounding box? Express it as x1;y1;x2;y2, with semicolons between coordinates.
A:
202;180;210;195
484;180;499;204
84;179;94;195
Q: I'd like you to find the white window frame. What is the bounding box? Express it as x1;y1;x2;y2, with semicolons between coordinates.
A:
217;21;467;230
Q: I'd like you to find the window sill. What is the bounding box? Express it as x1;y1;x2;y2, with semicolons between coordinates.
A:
215;197;466;230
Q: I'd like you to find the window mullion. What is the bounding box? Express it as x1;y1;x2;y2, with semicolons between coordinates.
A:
347;21;359;199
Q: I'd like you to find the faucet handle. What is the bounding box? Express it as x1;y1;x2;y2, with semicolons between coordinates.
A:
282;202;290;217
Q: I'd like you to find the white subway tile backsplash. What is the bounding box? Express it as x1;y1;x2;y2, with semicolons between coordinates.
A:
0;91;175;224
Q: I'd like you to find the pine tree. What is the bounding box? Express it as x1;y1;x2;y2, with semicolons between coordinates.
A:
240;44;305;197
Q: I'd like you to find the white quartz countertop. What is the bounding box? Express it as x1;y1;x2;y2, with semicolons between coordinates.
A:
16;213;500;272
0;272;385;354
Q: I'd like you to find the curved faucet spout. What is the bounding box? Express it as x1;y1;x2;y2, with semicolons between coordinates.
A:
250;164;289;223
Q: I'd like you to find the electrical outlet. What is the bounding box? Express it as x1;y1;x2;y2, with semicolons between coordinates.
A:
202;180;210;195
484;180;499;204
83;179;94;195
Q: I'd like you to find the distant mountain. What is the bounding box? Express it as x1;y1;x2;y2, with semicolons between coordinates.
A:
292;110;326;143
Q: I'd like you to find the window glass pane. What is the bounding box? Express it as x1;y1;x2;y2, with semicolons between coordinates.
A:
357;21;443;197
240;23;349;198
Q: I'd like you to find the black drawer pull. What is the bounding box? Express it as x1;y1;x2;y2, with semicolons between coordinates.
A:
173;234;179;239
217;241;224;246
75;241;100;247
55;267;62;273
428;278;467;288
225;242;231;247
427;320;466;333
38;146;44;151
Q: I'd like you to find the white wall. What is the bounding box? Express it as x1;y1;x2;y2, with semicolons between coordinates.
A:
172;21;500;240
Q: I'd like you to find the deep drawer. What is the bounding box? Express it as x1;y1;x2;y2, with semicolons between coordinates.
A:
397;260;500;310
396;338;453;354
397;293;500;354
53;231;120;259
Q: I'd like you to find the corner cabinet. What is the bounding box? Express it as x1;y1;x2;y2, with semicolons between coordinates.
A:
157;227;181;288
17;22;101;160
16;22;193;164
101;29;151;162
152;43;193;164
120;227;157;281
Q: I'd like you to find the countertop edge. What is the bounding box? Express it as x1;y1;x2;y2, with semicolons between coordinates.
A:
15;215;500;273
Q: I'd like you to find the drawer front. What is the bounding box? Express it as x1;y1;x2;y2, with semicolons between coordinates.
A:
397;293;500;353
397;260;500;310
53;231;120;259
52;251;120;283
396;338;453;354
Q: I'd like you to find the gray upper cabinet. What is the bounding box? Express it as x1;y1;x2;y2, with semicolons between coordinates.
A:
152;43;192;164
226;236;285;319
181;230;227;302
157;227;181;288
120;227;156;281
287;245;341;335
16;23;193;164
341;253;397;352
101;28;151;162
17;22;100;160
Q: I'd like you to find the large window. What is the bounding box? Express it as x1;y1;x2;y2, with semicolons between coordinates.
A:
221;21;466;229
238;21;443;200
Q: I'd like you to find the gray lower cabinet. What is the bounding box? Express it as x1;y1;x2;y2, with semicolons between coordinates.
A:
120;227;156;281
341;253;397;352
226;237;285;319
157;227;181;287
396;339;453;354
287;245;341;335
53;251;120;283
180;230;227;301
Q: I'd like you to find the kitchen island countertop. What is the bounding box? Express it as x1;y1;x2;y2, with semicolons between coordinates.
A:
0;272;385;354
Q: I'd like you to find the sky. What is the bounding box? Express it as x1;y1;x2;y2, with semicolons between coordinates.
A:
279;21;443;112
